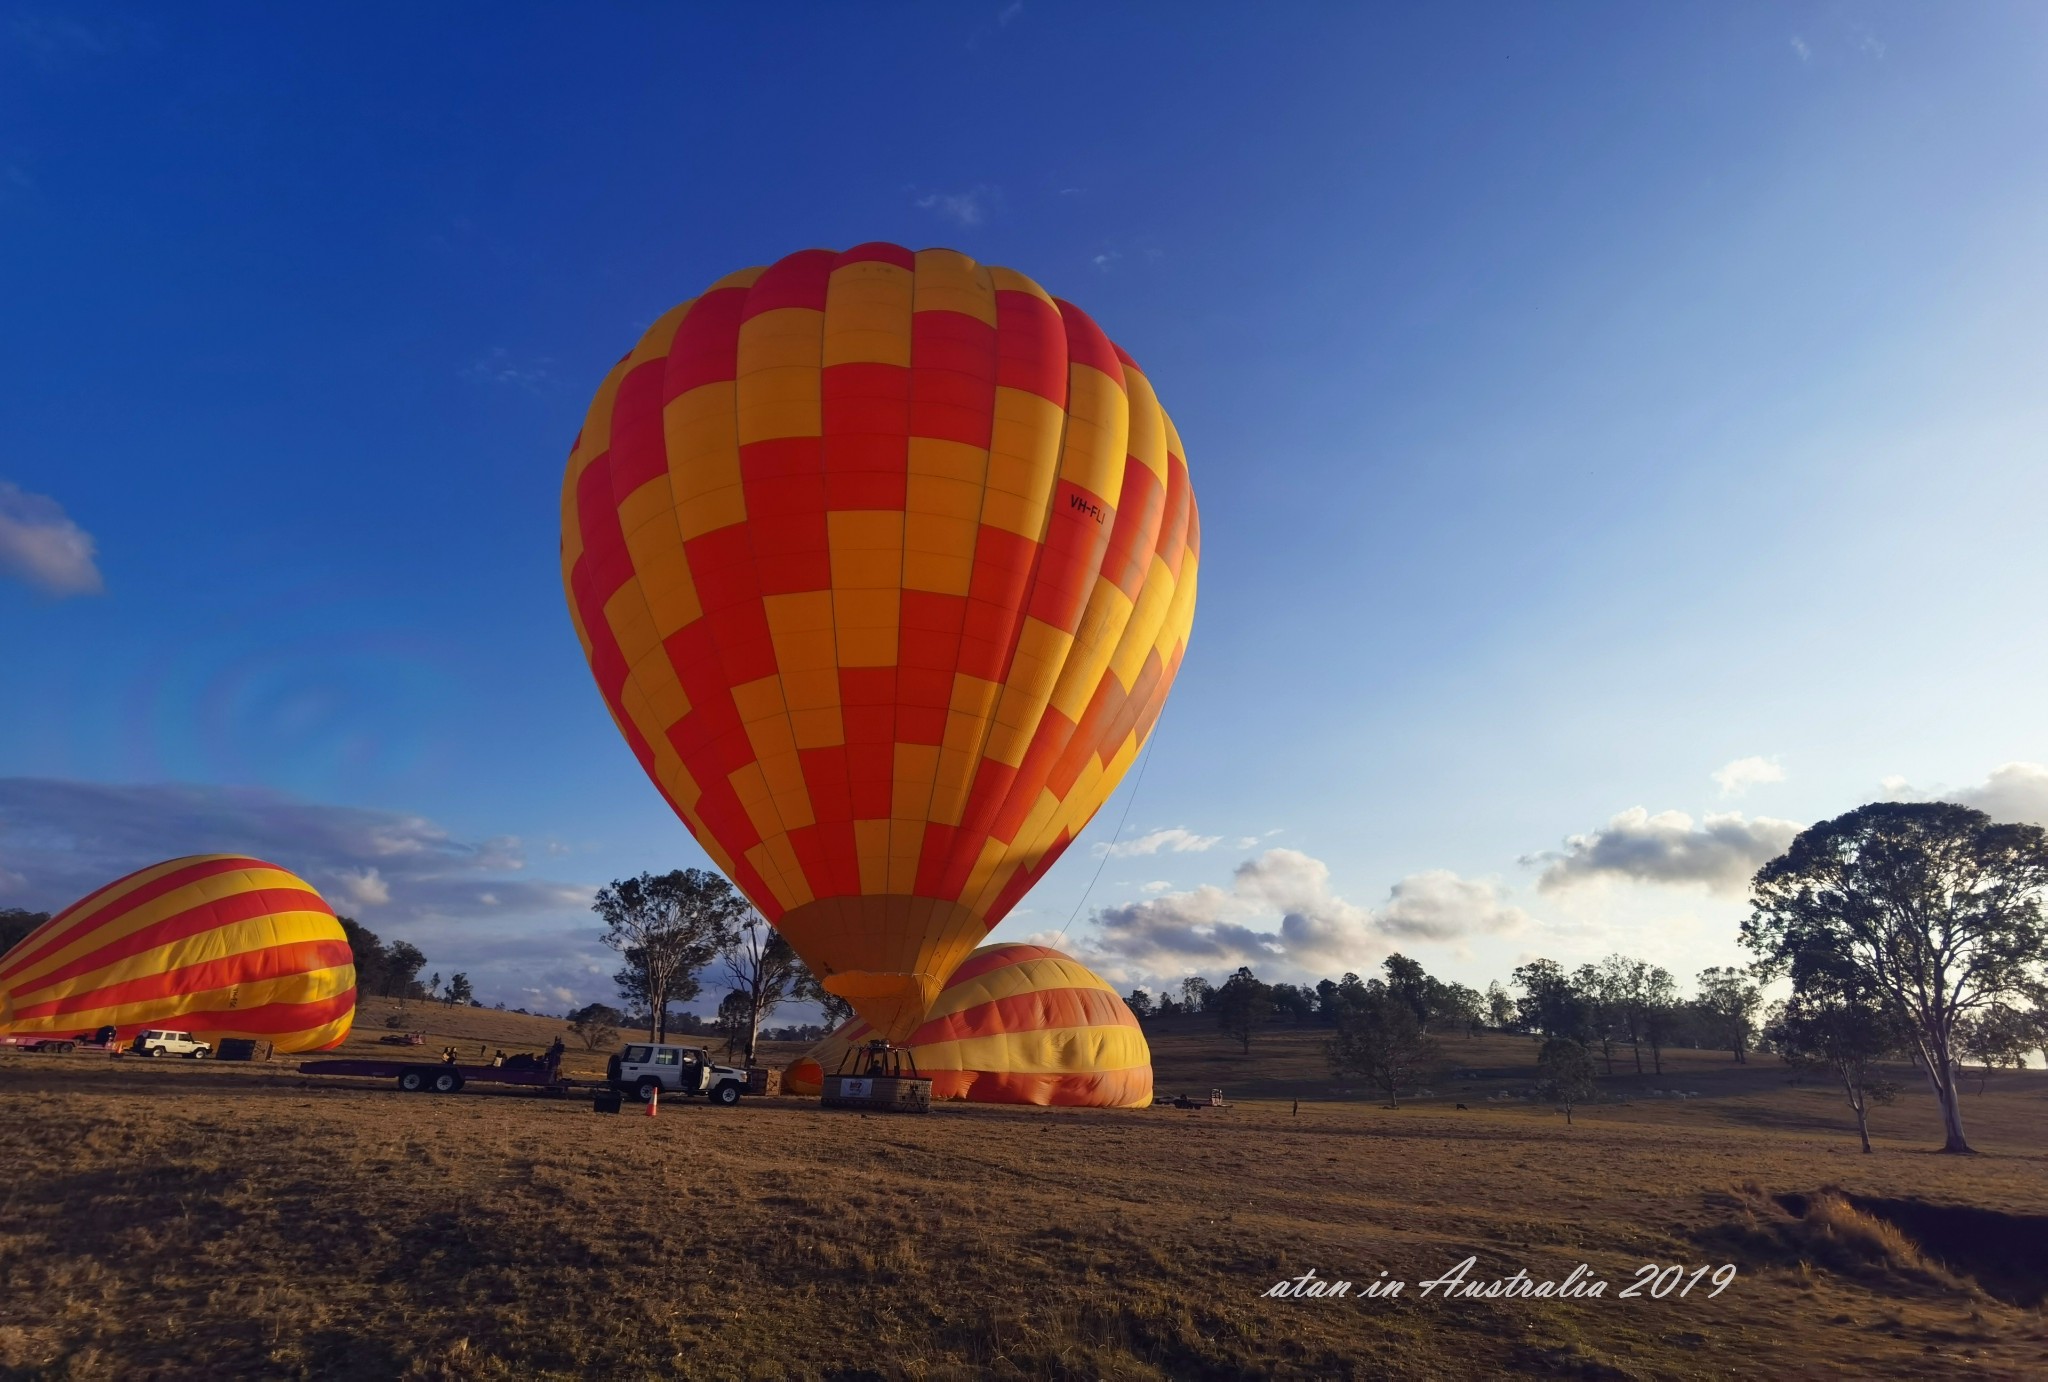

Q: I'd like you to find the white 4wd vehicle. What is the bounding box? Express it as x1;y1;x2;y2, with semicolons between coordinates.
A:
135;1030;211;1059
609;1043;748;1106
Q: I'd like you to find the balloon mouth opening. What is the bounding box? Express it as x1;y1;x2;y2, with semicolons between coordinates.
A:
820;970;944;1045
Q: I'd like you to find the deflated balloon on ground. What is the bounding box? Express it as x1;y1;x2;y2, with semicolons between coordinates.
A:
784;942;1152;1107
0;854;357;1054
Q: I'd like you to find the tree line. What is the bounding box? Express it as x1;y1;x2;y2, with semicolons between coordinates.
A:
1126;801;2048;1155
336;917;479;1009
0;908;48;957
1123;952;1779;1069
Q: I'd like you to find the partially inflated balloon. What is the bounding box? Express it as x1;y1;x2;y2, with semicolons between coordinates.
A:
562;245;1198;1040
0;855;356;1053
784;943;1151;1107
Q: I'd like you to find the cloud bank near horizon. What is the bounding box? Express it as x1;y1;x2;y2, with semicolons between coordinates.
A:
1041;847;1528;987
0;778;609;1012
1527;808;1801;896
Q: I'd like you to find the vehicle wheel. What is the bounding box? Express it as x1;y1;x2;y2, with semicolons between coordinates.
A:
712;1082;741;1107
188;1049;208;1060
148;1047;165;1058
431;1070;463;1094
635;1077;662;1103
398;1069;427;1092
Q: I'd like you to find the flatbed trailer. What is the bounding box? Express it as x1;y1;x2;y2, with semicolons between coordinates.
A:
2;1035;122;1055
298;1058;596;1095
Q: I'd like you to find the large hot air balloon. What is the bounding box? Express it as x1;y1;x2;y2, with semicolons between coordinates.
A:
562;244;1198;1042
0;855;356;1053
784;943;1151;1107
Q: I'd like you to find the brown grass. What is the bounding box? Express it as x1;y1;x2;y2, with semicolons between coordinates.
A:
3;1008;2046;1379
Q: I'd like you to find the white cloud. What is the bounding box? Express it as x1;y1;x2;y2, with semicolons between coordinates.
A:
1885;762;2048;827
331;867;391;908
0;482;104;596
997;1;1023;25
914;187;995;227
1375;869;1531;941
461;348;553;392
1092;251;1120;272
1959;763;2048;826
1712;755;1785;797
1065;849;1527;985
1140;880;1172;894
1790;35;1811;63
1098;826;1222;858
1529;807;1800;895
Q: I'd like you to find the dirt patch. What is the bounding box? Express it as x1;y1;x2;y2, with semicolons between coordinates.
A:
1825;1194;2048;1309
1703;1185;2048;1311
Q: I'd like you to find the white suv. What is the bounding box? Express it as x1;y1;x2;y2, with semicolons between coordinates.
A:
134;1030;212;1059
609;1043;748;1105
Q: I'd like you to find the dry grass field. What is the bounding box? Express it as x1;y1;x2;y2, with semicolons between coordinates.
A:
3;1000;2045;1380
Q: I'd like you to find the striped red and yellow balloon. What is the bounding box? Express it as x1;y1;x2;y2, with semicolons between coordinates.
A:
784;943;1151;1108
0;855;356;1053
562;244;1198;1041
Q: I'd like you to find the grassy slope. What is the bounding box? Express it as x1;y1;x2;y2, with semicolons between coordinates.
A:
2;1012;2045;1380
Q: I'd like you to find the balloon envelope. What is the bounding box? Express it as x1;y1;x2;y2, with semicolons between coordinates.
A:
562;244;1198;1040
784;943;1151;1107
0;855;356;1053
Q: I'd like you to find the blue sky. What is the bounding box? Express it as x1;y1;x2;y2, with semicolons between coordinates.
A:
4;3;2045;1013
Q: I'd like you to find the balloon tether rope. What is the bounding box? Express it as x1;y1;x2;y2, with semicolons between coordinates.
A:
1052;728;1158;951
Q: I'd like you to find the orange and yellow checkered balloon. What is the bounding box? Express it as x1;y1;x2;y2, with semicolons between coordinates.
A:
561;245;1198;1041
0;855;356;1053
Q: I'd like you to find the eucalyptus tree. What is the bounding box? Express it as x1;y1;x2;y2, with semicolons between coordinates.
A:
1746;802;2048;1154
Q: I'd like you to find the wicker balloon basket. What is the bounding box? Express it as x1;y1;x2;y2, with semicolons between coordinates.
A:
820;1073;933;1114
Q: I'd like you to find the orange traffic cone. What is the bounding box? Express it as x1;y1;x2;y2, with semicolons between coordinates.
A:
646;1084;659;1117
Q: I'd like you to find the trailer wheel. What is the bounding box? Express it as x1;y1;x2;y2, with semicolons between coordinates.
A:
635;1077;662;1103
398;1069;427;1092
712;1082;741;1107
431;1069;464;1094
